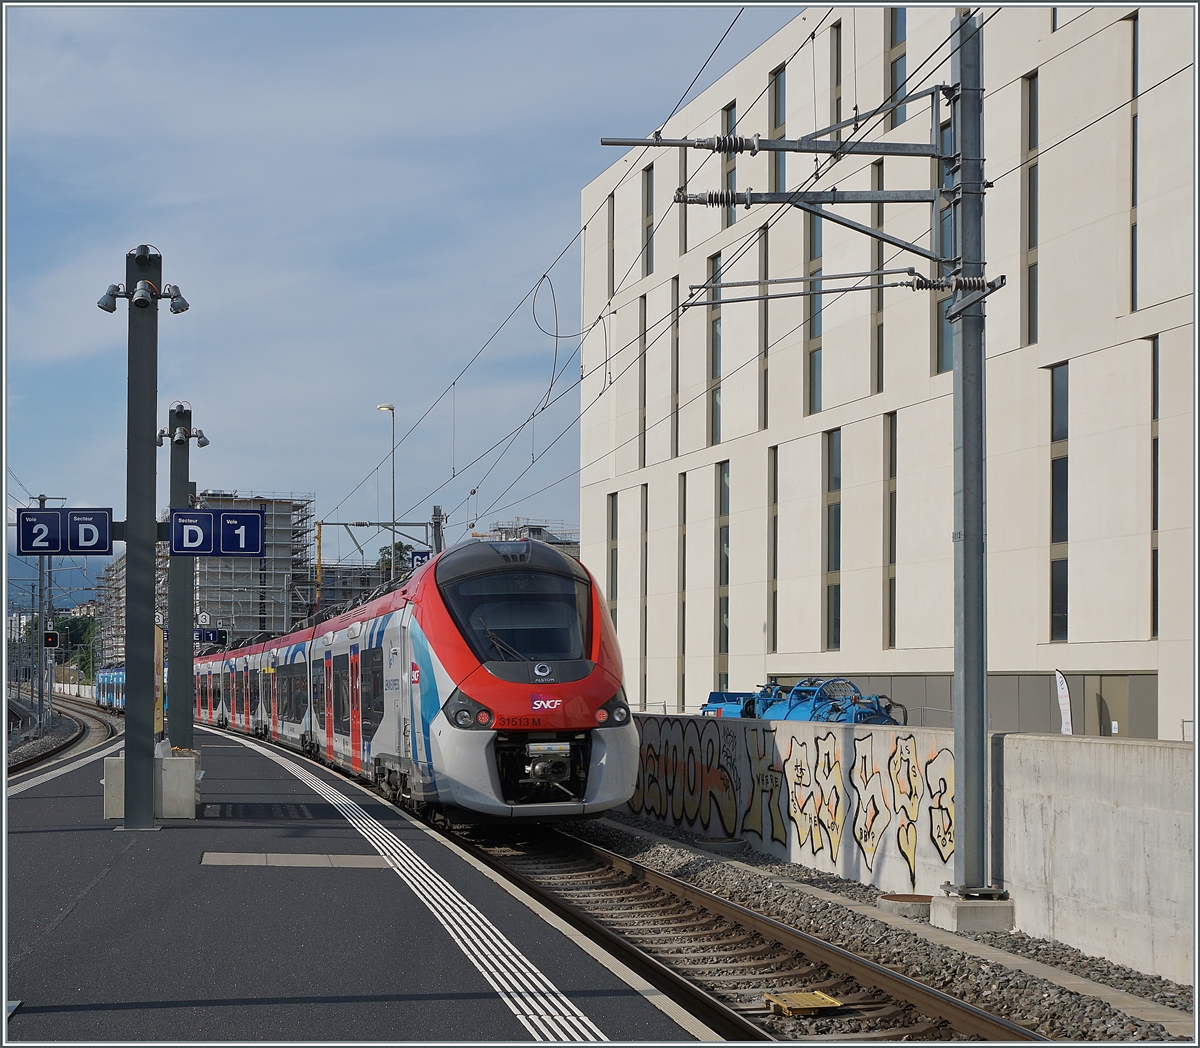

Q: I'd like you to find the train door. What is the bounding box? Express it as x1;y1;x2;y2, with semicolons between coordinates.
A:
195;673;201;720
246;665;256;732
349;645;362;773
270;658;279;740
398;616;413;786
323;649;334;761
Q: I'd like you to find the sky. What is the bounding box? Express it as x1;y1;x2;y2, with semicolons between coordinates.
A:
5;4;804;609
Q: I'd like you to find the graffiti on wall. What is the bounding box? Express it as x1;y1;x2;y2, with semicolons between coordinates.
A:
851;736;892;870
630;716;958;893
887;734;926;888
630;716;738;837
925;748;955;862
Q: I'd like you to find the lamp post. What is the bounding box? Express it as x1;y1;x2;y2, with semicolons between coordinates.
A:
158;401;208;750
377;404;396;581
97;245;189;829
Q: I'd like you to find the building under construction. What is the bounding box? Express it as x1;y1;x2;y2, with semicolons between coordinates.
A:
471;518;580;559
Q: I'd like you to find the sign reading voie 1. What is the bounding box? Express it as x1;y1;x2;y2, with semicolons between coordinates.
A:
17;508;112;556
170;509;264;556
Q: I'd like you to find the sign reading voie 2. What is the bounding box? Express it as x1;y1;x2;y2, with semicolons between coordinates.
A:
17;508;112;556
170;509;264;557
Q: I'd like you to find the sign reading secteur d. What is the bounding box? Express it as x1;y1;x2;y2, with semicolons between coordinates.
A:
169;509;264;556
170;510;215;555
17;508;113;556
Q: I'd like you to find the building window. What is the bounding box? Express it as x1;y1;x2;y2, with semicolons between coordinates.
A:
606;492;618;628
708;253;723;445
885;412;897;649
1130;17;1139;312
768;446;779;652
935;202;954;373
670;277;680;458
1025;74;1040;344
1049;363;1068;642
1150;334;1159;638
716;462;730;685
722;103;737;227
888;8;907;128
759;226;769;429
807;210;823;413
642;165;654;277
830;23;842;138
825;430;841;650
872;159;885;394
639;484;648;711
678;472;687;709
605;192;615;300
638;295;647;469
769;65;786;191
677;146;688;256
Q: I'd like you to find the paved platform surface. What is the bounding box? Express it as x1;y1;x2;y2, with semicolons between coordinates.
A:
6;727;704;1042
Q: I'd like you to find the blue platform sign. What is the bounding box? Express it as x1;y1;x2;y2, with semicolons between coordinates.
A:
66;509;112;555
410;549;431;569
170;510;215;555
17;509;64;555
218;510;264;556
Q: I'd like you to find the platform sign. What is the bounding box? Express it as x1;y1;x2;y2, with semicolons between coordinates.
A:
66;509;112;555
218;511;264;556
410;549;431;569
170;510;215;555
17;509;64;555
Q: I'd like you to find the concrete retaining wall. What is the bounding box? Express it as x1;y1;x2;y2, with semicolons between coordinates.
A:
625;714;1193;983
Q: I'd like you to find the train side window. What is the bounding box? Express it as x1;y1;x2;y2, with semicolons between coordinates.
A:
333;653;350;733
311;660;325;730
361;646;384;738
221;672;230;711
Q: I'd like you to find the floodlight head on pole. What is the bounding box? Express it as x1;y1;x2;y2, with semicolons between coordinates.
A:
165;284;190;314
377;404;394;413
172;427;188;446
134;244;152;266
194;430;209;448
131;280;156;308
156;427;169;447
97;284;121;313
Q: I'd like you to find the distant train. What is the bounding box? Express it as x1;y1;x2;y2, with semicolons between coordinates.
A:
96;666;126;712
192;539;639;820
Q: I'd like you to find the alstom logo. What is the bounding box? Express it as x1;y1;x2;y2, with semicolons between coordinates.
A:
531;695;563;711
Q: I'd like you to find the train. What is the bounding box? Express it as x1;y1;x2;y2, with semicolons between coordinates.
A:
96;666;126;712
189;538;639;820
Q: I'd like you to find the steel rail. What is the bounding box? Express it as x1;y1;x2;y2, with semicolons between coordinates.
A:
8;697;118;775
427;823;773;1041
561;833;1047;1042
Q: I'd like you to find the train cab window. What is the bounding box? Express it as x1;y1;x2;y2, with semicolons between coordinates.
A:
440;571;591;663
361;647;384;739
311;660;325;730
332;653;350;733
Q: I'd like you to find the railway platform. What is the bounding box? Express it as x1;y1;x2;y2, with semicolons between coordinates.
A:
6;726;709;1042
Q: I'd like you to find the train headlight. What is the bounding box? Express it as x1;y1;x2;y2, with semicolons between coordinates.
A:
596;688;631;727
443;688;495;731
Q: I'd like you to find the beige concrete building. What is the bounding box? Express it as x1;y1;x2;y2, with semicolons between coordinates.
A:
579;6;1193;738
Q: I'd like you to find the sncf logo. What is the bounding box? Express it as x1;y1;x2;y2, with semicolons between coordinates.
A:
410;663;421;685
531;695;563;711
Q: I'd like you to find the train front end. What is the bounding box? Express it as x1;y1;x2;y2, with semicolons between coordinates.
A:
418;538;637;820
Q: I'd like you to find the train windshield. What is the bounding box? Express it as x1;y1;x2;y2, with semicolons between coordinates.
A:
440;571;591;663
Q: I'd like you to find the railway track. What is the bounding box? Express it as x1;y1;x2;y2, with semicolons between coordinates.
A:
8;696;120;775
441;824;1047;1042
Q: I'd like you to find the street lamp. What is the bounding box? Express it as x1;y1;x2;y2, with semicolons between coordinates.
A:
377;404;396;581
162;400;209;751
96;245;189;830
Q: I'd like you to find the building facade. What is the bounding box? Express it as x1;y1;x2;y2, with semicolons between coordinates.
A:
580;7;1193;737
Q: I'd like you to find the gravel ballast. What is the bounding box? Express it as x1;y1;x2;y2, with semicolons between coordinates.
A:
7;714;80;766
570;811;1191;1041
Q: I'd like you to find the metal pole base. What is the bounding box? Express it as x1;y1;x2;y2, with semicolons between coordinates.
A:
940;881;1009;900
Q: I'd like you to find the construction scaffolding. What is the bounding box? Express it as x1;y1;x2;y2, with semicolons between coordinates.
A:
193;491;316;646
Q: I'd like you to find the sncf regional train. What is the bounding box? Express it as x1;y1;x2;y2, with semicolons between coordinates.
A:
193;539;639;820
